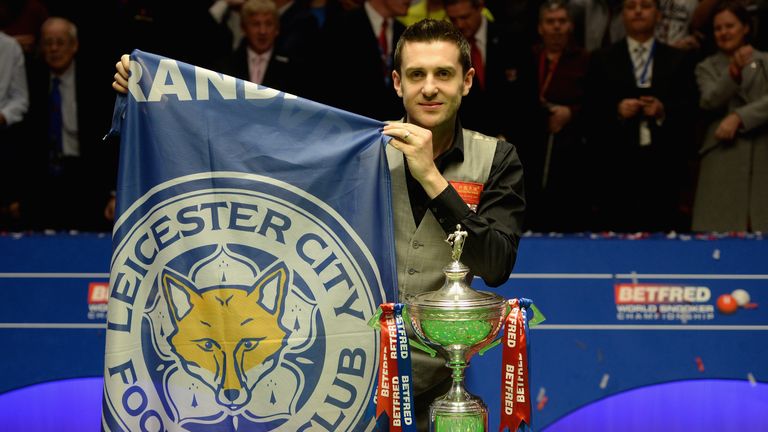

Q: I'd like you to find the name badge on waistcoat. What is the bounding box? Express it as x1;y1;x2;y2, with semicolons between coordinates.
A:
450;180;483;212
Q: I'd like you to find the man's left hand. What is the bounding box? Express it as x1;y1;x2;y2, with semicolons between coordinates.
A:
640;96;665;120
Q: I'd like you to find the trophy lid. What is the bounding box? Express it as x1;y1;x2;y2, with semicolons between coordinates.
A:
408;225;506;310
409;279;506;309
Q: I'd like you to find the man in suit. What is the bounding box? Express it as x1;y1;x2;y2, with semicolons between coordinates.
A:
216;0;305;96
444;0;520;138
585;0;696;232
522;0;591;232
24;17;116;231
319;0;410;120
0;26;29;230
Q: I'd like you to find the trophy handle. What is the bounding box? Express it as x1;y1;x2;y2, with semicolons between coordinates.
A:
478;303;512;356
368;305;440;357
402;306;439;357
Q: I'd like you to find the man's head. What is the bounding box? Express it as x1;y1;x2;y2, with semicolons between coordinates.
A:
40;17;78;75
241;0;280;54
443;0;484;41
368;0;411;18
538;0;572;53
622;0;660;41
392;19;473;131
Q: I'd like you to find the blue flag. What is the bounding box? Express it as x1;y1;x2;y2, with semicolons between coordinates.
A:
102;50;396;432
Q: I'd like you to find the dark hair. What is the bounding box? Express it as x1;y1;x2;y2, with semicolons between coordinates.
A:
393;19;472;74
539;0;570;21
623;0;660;10
712;0;753;40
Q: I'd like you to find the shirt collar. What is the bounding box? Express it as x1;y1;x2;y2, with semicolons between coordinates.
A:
52;61;76;85
247;46;272;62
364;2;387;37
627;36;654;54
434;120;465;168
472;16;488;46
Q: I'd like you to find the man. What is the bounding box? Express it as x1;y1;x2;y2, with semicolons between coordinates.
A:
585;0;696;232
380;19;525;429
522;0;590;232
0;27;29;229
215;0;305;96
113;18;525;430
443;0;518;138
318;0;411;121
25;17;116;231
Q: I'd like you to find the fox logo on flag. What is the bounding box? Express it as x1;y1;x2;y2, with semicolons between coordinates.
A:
101;50;396;432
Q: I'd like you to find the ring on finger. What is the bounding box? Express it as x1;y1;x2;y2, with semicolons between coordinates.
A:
403;131;411;140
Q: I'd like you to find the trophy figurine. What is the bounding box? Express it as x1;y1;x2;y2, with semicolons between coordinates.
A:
406;225;508;431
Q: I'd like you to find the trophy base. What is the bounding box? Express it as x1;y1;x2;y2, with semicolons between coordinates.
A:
429;393;488;432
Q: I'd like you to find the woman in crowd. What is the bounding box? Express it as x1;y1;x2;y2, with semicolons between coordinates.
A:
693;1;768;232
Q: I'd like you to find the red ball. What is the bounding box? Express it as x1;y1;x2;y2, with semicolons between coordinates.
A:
717;294;738;314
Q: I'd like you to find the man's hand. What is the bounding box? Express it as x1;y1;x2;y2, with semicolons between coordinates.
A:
112;54;130;94
618;98;642;119
104;196;116;222
548;105;572;134
670;35;701;51
639;96;665;120
715;112;742;141
383;122;448;199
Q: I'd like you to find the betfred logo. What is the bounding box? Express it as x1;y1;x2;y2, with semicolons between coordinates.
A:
88;282;109;304
615;284;711;304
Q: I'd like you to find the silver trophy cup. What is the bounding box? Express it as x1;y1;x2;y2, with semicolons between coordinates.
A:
406;226;507;431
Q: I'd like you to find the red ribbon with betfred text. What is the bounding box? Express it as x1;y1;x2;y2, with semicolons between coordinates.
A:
499;299;531;431
376;303;401;431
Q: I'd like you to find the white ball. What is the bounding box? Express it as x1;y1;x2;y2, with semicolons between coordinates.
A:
731;289;750;307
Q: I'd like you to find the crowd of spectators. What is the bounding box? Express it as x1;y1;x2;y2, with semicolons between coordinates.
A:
1;0;767;233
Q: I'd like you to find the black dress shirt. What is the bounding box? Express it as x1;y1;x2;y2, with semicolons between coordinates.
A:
404;123;526;286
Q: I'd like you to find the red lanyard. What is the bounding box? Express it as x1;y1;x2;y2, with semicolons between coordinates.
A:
538;51;560;102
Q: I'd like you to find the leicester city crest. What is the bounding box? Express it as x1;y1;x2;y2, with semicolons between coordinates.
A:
103;173;385;431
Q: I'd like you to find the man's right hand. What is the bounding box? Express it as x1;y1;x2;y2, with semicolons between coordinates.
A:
618;98;642;119
112;54;130;94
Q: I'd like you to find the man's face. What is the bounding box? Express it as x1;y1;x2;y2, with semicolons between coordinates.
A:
393;41;473;130
622;0;660;37
41;21;78;74
538;8;571;51
445;0;483;40
242;12;279;54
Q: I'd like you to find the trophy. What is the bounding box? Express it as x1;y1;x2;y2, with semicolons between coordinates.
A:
406;225;508;431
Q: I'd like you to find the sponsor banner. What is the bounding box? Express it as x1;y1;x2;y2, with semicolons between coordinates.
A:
102;50;396;431
87;282;109;320
374;303;415;432
500;298;531;432
613;283;760;323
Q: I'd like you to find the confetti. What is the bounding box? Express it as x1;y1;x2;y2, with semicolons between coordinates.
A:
748;373;757;387
599;373;610;389
536;387;548;411
537;395;549;411
695;356;705;372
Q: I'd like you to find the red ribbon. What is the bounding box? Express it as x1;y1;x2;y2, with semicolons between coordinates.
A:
377;303;401;431
499;299;531;431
